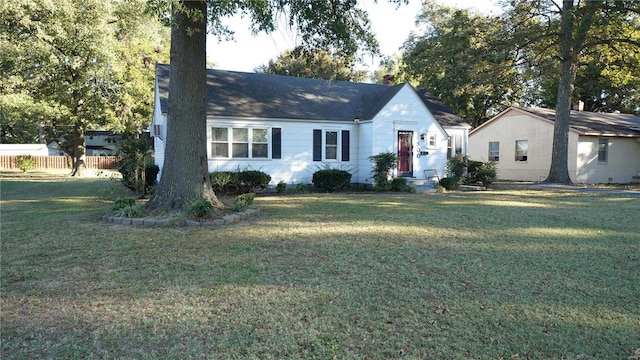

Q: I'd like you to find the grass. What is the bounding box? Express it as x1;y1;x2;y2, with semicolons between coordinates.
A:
1;177;639;359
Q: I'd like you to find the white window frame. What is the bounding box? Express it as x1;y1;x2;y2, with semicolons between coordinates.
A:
210;126;271;159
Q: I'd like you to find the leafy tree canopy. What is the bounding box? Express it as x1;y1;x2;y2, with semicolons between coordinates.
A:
257;46;368;82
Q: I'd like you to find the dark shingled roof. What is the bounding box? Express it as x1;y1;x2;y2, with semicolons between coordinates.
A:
155;63;468;127
520;107;640;137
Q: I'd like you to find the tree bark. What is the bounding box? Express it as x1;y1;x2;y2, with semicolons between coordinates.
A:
146;0;222;213
545;0;576;184
69;122;86;177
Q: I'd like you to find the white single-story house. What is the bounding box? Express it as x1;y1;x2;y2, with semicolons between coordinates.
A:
151;63;470;187
0;144;49;156
468;106;640;184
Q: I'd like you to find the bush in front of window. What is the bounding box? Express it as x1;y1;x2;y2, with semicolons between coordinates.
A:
466;160;496;188
209;170;271;195
312;169;352;192
237;170;271;194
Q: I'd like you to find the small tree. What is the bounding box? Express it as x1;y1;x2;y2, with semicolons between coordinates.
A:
15;155;36;173
368;152;398;191
117;133;154;198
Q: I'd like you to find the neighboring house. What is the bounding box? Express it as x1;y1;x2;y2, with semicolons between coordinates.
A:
85;130;120;156
151;63;470;187
46;131;120;156
468;106;640;184
0;144;48;156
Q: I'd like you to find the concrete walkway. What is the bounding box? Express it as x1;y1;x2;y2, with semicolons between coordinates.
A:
494;182;640;198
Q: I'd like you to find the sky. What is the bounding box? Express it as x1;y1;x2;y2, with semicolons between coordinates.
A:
205;0;503;73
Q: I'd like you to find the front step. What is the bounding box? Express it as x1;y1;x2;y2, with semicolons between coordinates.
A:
404;177;438;193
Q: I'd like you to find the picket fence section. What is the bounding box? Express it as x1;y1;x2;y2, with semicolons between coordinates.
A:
0;156;118;169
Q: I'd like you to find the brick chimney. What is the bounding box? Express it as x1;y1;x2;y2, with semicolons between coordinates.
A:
383;74;395;86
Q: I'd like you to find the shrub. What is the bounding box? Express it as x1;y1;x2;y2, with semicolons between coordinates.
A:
117;133;155;197
312;169;352;192
113;205;145;218
209;170;271;195
391;177;408;192
237;170;271;194
276;180;287;193
188;198;213;219
467;160;497;188
295;183;307;193
439;177;457;190
368;152;398;191
112;197;136;211
446;155;467;189
233;193;255;212
210;171;238;195
15;155;36;172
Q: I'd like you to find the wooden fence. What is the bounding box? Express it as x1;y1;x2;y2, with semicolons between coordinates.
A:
0;156;118;169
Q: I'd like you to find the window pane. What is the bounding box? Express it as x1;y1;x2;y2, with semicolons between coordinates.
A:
212;143;228;157
515;140;528;161
232;143;248;158
325;131;338;160
253;144;268;158
489;141;499;161
253;128;267;143
326;147;337;160
326;131;338;145
598;139;608;162
233;128;248;142
212;127;227;141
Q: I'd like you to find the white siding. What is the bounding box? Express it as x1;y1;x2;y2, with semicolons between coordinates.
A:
206;118;358;186
369;84;449;182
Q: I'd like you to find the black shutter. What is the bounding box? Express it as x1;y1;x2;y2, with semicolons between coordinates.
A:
272;128;281;159
341;130;350;161
313;129;322;161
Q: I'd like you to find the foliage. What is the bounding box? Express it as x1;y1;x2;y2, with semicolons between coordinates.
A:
112;197;136;211
439;177;457;191
209;170;271;195
312;169;352;193
368;152;398;191
188;198;213;219
446;154;468;189
233;193;255;212
402;1;640;128
445;155;497;189
276;180;287;193
117;133;156;197
0;0;169;174
466;160;497;188
390;177;408;192
14;155;36;173
295;183;308;193
257;46;368;82
402;3;524;126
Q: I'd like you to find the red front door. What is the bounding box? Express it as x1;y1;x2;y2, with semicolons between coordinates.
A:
398;131;413;177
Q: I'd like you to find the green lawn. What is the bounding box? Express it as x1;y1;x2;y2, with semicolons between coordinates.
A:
1;178;639;359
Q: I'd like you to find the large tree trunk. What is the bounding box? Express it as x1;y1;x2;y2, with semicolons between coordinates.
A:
545;0;575;184
69;122;86;177
146;0;222;213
